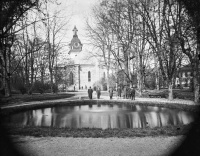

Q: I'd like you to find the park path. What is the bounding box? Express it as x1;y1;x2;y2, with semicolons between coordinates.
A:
1;90;195;110
12;135;184;156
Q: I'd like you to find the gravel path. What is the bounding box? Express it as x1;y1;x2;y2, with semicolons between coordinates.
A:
1;91;195;110
12;136;184;156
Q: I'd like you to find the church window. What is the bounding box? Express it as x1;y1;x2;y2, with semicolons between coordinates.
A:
69;72;74;85
88;71;91;82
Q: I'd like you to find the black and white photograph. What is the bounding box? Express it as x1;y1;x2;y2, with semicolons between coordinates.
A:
0;0;200;156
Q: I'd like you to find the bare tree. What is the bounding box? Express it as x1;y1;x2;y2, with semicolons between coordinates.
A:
134;0;185;100
42;1;70;93
175;1;200;103
85;5;113;90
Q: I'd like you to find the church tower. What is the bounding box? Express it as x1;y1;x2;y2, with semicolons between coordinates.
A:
66;26;106;91
69;26;83;58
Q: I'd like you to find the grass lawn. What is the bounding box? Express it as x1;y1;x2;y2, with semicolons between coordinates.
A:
0;92;75;106
2;123;195;138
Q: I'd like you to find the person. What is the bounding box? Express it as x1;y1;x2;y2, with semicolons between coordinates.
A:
88;86;93;99
109;87;113;99
117;86;122;99
96;87;101;99
130;87;136;100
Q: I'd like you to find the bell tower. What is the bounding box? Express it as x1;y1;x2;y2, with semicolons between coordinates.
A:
69;26;83;57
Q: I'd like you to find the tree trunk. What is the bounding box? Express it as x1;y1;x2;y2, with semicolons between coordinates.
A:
137;71;142;96
193;76;199;104
194;30;200;104
49;67;53;93
155;71;160;90
3;70;11;97
41;66;44;84
168;80;173;101
106;67;110;91
137;53;143;96
28;52;34;94
1;46;11;97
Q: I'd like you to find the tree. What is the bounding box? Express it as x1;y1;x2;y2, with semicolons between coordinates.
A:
85;5;113;90
133;0;185;100
0;0;40;97
176;0;200;103
42;1;70;93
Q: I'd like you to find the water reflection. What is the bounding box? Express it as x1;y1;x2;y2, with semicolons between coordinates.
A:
4;104;195;129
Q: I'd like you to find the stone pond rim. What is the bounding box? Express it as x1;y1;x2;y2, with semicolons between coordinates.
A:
0;99;199;116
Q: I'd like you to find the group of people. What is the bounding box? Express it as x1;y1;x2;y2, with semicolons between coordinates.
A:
117;86;136;100
87;86;136;100
87;86;101;99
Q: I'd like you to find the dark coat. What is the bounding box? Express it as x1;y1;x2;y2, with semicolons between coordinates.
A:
88;88;93;99
96;89;101;95
130;88;135;95
109;88;113;97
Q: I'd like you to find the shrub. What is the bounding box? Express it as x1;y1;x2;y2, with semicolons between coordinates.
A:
52;83;58;93
19;86;27;94
33;81;52;94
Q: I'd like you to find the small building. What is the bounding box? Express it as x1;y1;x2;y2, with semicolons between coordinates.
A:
175;64;200;88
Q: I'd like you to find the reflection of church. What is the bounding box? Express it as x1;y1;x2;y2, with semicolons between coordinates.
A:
67;26;106;90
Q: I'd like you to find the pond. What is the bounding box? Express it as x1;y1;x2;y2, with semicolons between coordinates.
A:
4;104;195;129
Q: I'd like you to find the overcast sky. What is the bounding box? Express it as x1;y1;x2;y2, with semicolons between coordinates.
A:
46;0;100;55
63;0;99;43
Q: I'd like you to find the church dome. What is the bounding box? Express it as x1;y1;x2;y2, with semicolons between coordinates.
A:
70;36;82;46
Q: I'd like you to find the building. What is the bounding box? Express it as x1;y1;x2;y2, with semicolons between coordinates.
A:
65;26;106;90
175;64;200;88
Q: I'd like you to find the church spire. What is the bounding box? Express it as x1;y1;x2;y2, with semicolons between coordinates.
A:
69;25;82;55
73;25;78;37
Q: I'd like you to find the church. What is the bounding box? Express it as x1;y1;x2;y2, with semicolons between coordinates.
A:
66;26;106;90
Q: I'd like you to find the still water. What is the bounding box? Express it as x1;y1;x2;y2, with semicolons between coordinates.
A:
4;104;194;129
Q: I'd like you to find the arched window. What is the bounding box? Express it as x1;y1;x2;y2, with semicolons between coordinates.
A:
88;71;91;82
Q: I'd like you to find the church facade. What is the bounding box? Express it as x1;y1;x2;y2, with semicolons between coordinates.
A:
66;26;106;90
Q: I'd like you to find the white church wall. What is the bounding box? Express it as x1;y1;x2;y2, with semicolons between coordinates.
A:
79;65;97;89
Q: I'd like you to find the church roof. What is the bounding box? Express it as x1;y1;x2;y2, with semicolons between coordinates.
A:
69;26;82;46
69;36;82;46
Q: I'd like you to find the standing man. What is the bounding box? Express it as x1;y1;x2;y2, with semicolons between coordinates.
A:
130;87;136;100
117;86;122;99
96;87;101;99
88;86;93;99
109;87;113;100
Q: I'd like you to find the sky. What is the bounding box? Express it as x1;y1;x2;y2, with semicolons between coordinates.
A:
59;0;100;44
46;0;100;62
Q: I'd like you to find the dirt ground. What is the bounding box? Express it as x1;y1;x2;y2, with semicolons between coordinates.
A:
11;135;185;156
